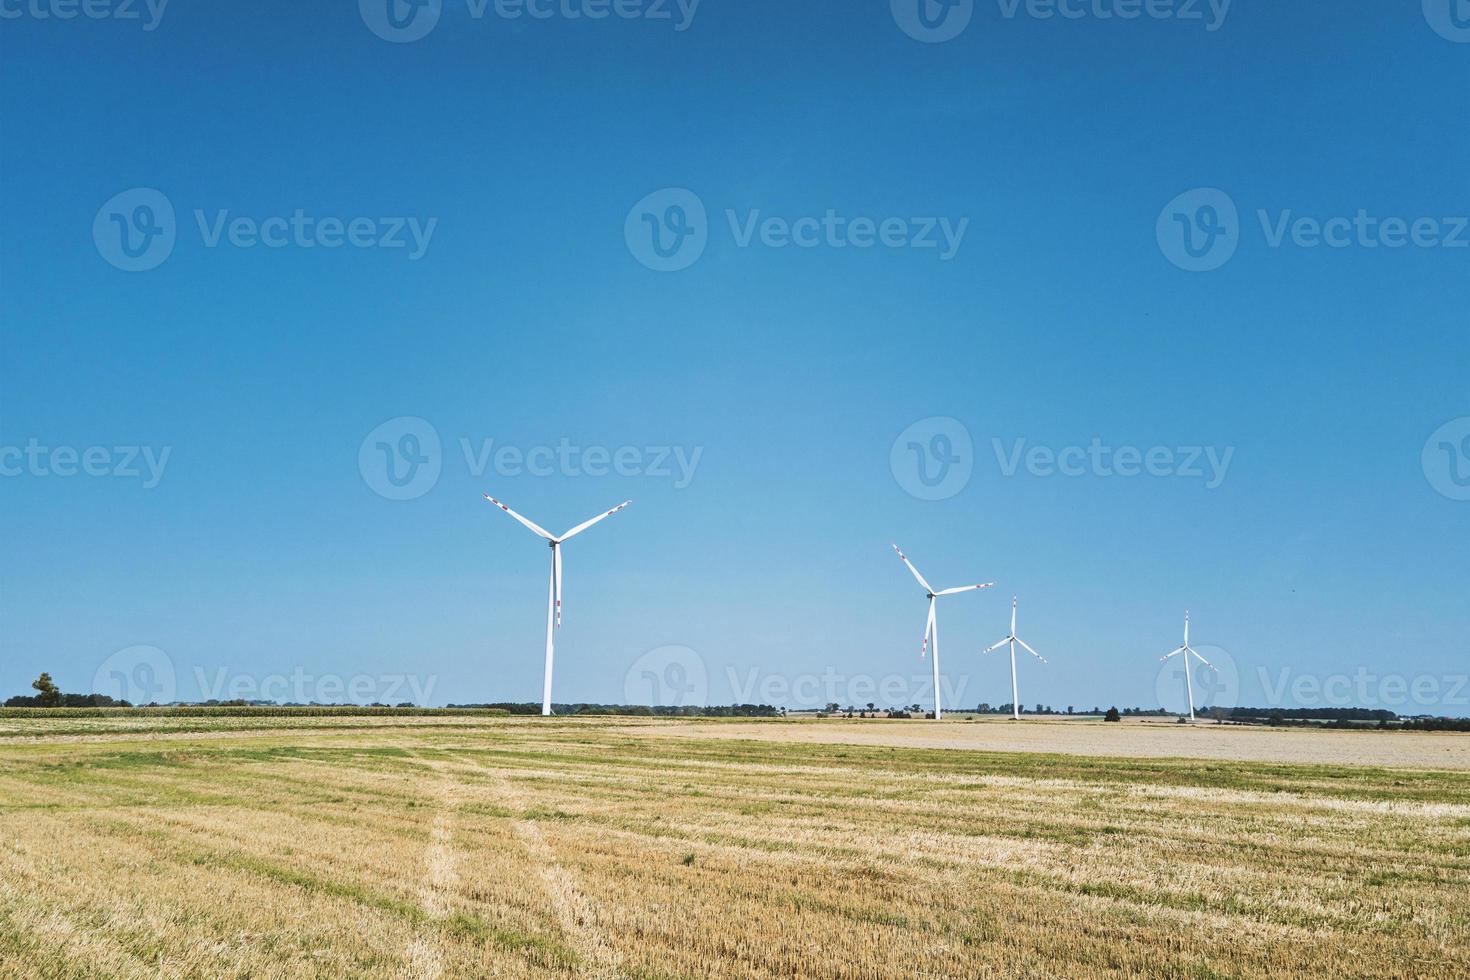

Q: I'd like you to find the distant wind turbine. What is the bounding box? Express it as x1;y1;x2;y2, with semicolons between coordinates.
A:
981;596;1049;720
1158;611;1216;721
483;494;632;716
891;544;993;720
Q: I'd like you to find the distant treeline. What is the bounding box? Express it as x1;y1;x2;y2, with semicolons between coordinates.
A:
450;703;783;717
1206;707;1470;732
3;693;132;708
1213;707;1399;722
0;705;510;718
1398;716;1470;732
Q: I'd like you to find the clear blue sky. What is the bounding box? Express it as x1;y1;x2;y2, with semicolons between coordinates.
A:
2;1;1466;714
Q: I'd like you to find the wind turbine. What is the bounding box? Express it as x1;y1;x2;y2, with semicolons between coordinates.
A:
1159;611;1216;721
981;596;1048;720
891;544;993;720
483;494;632;716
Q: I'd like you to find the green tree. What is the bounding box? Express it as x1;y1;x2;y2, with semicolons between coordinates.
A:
1104;706;1121;723
31;673;61;707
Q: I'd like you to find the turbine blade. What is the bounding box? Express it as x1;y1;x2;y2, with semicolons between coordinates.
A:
921;601;935;658
892;544;933;594
935;583;994;596
559;500;633;541
1187;647;1217;671
483;494;554;540
982;637;1010;654
1158;645;1186;662
1016;637;1048;664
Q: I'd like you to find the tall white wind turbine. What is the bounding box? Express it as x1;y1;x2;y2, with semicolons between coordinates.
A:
891;544;993;720
483;494;632;716
1158;611;1216;722
981;596;1049;720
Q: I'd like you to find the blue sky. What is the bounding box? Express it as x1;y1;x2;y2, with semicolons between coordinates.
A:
1;1;1466;714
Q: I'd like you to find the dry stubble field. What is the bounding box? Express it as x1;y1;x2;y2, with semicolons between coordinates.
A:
1;713;1467;978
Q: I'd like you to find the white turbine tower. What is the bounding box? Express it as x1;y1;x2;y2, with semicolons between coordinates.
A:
891;544;993;720
1159;611;1217;722
981;596;1049;720
483;494;632;716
